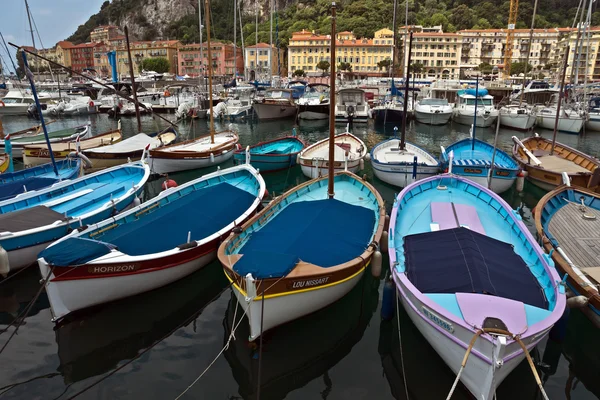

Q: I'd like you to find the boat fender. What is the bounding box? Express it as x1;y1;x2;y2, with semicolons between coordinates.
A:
381;231;389;252
296;153;301;165
235;143;242;151
516;171;525;192
566;295;589;309
210;153;215;163
264;188;269;199
381;277;395;320
359;159;364;171
79;153;93;169
365;152;371;161
132;196;142;208
0;100;4;107
162;179;178;191
177;241;198;250
371;250;382;278
0;245;9;277
384;214;390;231
89;101;94;108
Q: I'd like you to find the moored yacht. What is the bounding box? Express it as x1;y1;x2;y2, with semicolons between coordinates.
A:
414;98;452;125
297;83;330;120
452;88;498;128
334;88;370;124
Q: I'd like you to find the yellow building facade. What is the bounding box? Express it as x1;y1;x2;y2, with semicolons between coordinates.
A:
115;40;180;76
244;43;282;79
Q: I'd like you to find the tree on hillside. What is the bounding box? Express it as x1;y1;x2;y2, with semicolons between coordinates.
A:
316;60;330;75
139;58;170;74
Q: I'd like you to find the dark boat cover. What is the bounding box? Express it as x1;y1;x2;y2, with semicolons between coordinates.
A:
404;227;548;309
39;237;116;266
0;177;59;201
0;205;66;233
234;199;375;279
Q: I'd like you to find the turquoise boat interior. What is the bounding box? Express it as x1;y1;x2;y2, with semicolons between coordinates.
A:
441;138;519;171
235;137;304;157
391;176;559;328
227;174;381;279
40;168;262;265
0;163;145;219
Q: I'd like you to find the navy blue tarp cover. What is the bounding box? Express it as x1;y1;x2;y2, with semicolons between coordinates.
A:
234;199;375;279
404;227;548;309
39;237;116;266
0;177;58;201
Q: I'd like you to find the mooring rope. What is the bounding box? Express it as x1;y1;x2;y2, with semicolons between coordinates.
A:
445;328;549;400
256;289;266;400
396;293;410;400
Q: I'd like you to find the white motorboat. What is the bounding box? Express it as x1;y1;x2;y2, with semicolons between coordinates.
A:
499;104;537;131
536;105;585;134
252;89;297;120
334;88;370;123
414;98;452;125
452;88;498;128
297;83;330;120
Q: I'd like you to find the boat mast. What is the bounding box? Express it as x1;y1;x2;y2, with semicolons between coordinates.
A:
551;45;570;156
471;76;479;151
198;0;204;89
519;0;538;107
270;0;273;82
238;2;246;81
24;0;36;49
400;31;413;151
205;0;215;143
255;0;259;81
233;0;237;80
328;2;337;199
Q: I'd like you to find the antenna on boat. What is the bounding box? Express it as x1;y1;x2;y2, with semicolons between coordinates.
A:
551;45;570;156
205;0;215;144
327;1;337;199
471;76;479;151
400;30;413;151
20;50;59;177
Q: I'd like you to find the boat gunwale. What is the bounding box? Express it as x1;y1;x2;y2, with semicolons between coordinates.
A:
370;138;440;167
233;136;306;158
298;132;367;164
148;130;239;159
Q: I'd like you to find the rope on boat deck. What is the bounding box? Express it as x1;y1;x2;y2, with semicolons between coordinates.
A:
0;266;54;355
445;328;549;400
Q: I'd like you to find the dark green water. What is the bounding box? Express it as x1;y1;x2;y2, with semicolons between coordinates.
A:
0;113;598;400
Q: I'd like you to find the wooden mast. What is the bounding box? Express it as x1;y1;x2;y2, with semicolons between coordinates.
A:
328;2;337;199
205;0;215;143
551;45;570;156
400;30;413;151
124;27;142;132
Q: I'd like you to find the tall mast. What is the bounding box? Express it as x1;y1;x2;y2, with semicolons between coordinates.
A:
233;0;237;79
400;31;413;151
328;2;337;200
205;0;215;143
551;46;570;156
471;76;479;151
391;0;397;80
269;0;273;81
519;0;538;107
24;0;36;49
255;0;259;80
238;1;246;81
198;0;204;88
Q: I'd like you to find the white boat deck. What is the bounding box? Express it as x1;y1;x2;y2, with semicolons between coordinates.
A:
163;132;235;153
374;139;438;166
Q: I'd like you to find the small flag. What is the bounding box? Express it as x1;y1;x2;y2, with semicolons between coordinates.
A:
4;134;10;140
145;143;151;150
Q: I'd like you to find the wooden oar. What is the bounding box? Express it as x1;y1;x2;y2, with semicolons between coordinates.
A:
512;136;542;166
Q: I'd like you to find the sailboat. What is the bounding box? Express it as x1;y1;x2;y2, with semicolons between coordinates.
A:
388;172;566;399
217;3;386;341
148;32;239;174
370;31;440;188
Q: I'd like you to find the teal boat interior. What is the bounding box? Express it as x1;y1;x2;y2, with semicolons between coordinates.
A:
237;137;304;157
441;138;519;170
228;174;381;279
40;168;262;264
391;176;559;326
0;164;146;219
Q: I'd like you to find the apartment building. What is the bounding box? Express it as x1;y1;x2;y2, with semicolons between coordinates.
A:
92;44;111;77
70;42;97;73
244;43;282;79
178;42;243;77
115;40;180;75
409;32;462;79
287;28;394;78
552;27;600;82
90;25;121;45
55;41;74;68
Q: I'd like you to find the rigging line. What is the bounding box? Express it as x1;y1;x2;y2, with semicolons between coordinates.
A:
0;266;54;357
0;372;60;396
0;262;34;289
62;281;234;400
396;292;410;400
256;289;265;400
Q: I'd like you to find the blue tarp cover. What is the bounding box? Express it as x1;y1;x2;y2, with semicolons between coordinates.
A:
234;199;375;279
39;237;116;266
91;182;256;256
0;177;59;201
404;227;548;309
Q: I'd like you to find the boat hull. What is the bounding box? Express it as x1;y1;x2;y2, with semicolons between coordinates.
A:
334;115;369;124
300;160;360;179
537;115;584;134
298;109;329;120
453;112;498;128
585;114;600;131
148;149;234;174
253;103;297;120
373;108;405;124
230;268;365;341
499;113;536;131
414;110;452;125
449;167;516;194
372;164;439;188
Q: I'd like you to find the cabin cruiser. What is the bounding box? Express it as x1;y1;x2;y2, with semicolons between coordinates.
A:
252;88;297;120
287;80;308;100
452;88;498;128
221;85;256;120
297;83;330;120
499;104;537;131
537;101;586;134
0;90;60;116
414;98;452;125
334;88;370;124
585;96;600;131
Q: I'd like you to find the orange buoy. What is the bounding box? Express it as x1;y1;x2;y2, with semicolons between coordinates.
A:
162;179;178;191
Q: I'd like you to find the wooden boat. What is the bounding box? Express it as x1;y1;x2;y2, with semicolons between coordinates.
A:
83;128;177;172
0;124;91;158
388;174;565;399
38;163;265;321
223;271;379;399
148;130;239;174
534;183;600;327
441;137;519;194
0;157;83;202
252;89;298;120
298;131;367;179
0;162;149;274
219;5;385;342
233;135;305;172
23;126;122;167
512;135;600;191
0;153;8;173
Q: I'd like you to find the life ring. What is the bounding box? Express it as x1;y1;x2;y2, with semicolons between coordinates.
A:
164;90;171;97
89;101;94;107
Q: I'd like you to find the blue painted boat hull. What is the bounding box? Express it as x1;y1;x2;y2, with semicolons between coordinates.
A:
233;137;305;172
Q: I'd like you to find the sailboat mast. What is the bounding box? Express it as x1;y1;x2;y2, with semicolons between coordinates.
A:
234;0;237;79
471;76;479;151
519;0;539;107
400;31;413;151
270;0;273;81
551;45;570;156
255;0;258;80
328;2;337;200
198;0;204;88
391;0;398;78
24;0;36;49
205;0;215;142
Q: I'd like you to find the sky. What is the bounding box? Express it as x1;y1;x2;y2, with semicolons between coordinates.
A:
1;0;106;73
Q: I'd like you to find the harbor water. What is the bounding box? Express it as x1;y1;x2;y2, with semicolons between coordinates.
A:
0;113;598;399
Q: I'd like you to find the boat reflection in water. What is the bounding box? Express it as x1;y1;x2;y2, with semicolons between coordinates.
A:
0;267;50;324
379;305;540;400
223;272;380;400
54;262;226;384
